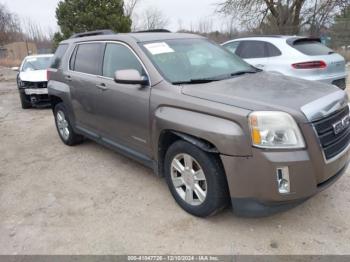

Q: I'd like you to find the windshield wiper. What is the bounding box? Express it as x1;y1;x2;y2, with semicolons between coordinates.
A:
172;78;220;85
230;69;261;77
172;69;261;85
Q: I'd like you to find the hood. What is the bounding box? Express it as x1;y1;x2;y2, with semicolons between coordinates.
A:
19;70;47;82
181;72;348;123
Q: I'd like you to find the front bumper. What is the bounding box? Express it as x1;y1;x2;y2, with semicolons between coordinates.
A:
220;146;350;217
303;74;347;89
19;88;50;107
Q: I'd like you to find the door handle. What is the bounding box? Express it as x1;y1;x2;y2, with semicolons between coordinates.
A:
96;83;108;91
65;75;72;81
255;64;265;68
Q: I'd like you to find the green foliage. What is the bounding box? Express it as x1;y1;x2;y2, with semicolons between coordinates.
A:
53;0;131;47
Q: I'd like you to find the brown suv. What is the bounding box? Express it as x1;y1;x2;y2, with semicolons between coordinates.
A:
48;30;350;217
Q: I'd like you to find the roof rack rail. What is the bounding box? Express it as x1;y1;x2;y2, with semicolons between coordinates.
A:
134;29;171;33
70;30;115;39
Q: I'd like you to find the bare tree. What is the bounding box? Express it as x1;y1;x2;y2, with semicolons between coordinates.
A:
141;8;170;30
124;0;140;17
217;0;349;34
0;3;23;45
22;18;50;43
197;17;214;33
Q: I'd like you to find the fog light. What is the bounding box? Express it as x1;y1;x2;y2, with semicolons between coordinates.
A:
276;167;290;194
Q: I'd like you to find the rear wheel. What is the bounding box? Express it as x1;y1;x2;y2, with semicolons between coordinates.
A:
164;140;229;217
54;103;84;146
18;89;31;109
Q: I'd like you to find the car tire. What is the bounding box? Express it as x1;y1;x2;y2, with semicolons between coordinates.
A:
164;140;230;217
54;103;84;146
18;89;32;109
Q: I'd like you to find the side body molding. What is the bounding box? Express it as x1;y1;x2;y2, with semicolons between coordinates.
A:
153;107;252;156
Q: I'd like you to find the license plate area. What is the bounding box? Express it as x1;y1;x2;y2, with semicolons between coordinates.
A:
24;88;48;95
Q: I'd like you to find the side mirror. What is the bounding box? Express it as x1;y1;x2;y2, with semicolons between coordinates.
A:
11;67;19;72
114;69;148;86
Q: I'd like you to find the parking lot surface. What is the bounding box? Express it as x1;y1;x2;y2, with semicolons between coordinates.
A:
0;73;350;255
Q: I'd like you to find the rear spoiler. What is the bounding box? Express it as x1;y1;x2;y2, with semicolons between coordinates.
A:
286;37;321;46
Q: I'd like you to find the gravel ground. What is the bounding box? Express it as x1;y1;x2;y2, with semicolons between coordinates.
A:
0;73;350;255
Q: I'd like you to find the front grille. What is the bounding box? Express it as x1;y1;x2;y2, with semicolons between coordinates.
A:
313;106;350;160
21;81;47;88
332;79;346;90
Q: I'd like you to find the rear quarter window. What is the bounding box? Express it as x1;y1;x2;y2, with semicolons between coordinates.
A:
51;44;68;69
291;40;334;56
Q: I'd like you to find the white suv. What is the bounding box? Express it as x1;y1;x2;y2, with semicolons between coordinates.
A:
222;36;347;89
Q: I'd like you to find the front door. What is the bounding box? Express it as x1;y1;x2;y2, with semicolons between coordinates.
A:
96;42;151;156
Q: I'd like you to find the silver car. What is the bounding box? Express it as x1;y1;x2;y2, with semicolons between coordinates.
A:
222;36;347;89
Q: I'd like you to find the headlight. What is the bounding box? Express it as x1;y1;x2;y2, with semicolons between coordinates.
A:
248;111;305;149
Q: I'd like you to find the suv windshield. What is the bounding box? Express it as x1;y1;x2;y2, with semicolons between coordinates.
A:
142;39;255;84
22;56;53;71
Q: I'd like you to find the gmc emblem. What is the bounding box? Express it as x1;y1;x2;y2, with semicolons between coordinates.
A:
333;115;350;135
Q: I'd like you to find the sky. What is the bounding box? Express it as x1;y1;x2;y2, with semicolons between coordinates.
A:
1;0;223;34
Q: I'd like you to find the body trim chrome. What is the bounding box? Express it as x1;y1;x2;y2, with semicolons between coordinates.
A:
311;124;350;164
301;90;348;122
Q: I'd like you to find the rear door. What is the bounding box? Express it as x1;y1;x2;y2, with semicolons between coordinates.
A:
235;40;269;70
97;42;151;156
68;42;105;134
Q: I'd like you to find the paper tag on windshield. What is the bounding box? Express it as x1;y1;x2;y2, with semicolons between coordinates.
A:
27;58;37;62
144;42;174;55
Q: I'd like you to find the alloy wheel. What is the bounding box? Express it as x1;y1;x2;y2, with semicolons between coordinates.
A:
170;153;207;206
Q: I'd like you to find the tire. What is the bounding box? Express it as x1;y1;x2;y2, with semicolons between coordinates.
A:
164;140;230;217
18;90;32;109
54;103;84;146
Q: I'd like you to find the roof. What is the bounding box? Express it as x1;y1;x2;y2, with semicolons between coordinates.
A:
62;32;203;44
127;32;202;42
222;35;322;46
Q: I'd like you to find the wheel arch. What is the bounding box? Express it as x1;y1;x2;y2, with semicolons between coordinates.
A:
157;129;220;177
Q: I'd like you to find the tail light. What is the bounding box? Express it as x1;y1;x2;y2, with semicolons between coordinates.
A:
292;61;327;69
47;70;51;81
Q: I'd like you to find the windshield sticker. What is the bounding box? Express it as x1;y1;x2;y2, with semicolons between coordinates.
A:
144;42;174;55
26;58;37;62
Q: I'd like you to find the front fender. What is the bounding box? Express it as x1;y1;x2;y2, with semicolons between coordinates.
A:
153;107;252;156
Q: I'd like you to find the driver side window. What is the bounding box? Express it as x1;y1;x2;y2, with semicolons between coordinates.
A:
103;43;144;79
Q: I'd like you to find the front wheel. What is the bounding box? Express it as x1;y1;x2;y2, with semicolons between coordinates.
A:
54;103;84;146
18;90;31;109
164;140;230;217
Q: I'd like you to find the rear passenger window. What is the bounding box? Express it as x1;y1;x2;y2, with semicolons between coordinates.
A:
74;43;105;75
236;41;266;59
266;42;281;57
224;41;240;54
51;44;68;69
69;46;78;70
103;43;144;78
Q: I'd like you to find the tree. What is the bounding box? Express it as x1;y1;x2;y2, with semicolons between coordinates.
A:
0;3;22;45
124;0;140;17
55;0;132;42
140;8;169;30
217;0;349;35
331;5;350;48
